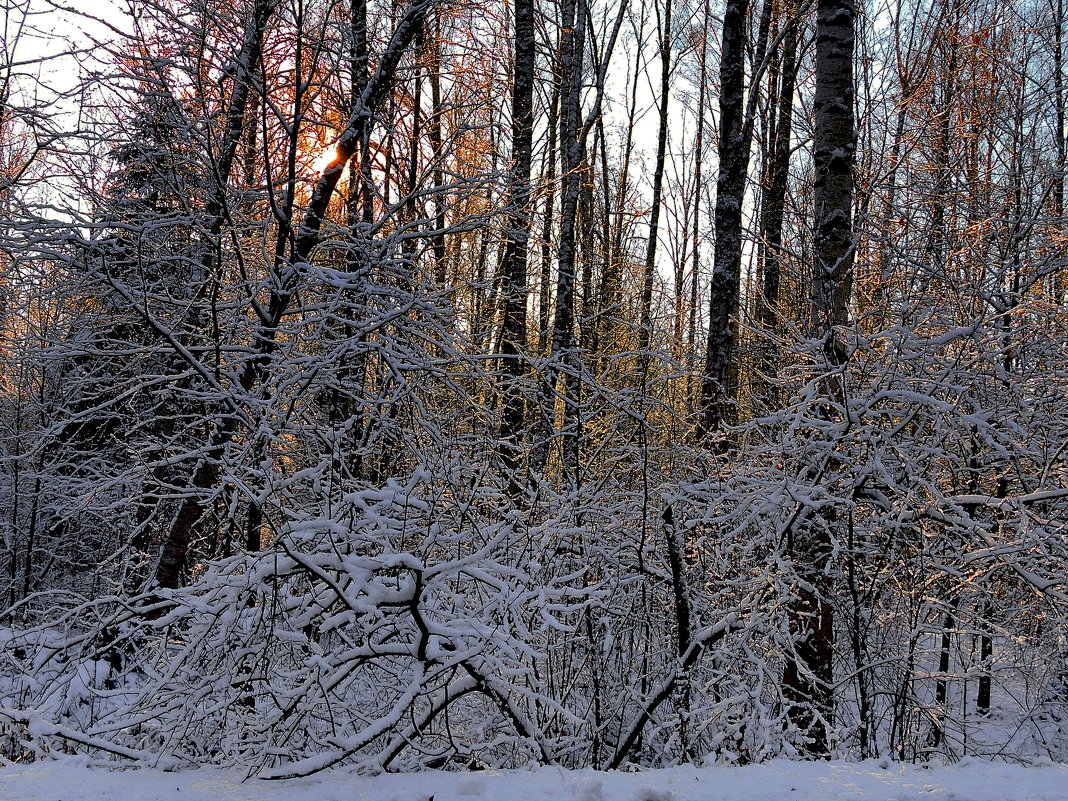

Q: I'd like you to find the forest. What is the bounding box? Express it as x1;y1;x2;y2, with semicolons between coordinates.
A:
1;0;1067;777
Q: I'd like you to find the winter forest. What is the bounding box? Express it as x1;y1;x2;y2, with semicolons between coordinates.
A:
1;0;1068;779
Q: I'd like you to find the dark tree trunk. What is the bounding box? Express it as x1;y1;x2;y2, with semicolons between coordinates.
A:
976;641;993;714
810;0;856;345
1054;0;1066;303
757;5;799;399
701;0;749;435
538;0;586;486
496;0;536;489
930;603;957;750
427;13;447;284
783;0;856;758
638;0;672;354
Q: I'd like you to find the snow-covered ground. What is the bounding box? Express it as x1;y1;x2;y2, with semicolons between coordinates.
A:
2;759;1068;801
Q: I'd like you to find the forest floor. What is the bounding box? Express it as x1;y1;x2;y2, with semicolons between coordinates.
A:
3;758;1068;801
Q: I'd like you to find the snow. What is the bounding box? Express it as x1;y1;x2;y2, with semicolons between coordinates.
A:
3;759;1068;801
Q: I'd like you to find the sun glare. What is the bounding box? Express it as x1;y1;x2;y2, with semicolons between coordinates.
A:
313;145;340;174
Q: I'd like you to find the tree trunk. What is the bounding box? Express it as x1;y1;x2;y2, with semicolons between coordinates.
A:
538;64;560;357
1054;0;1066;303
810;0;855;346
427;12;447;284
638;0;673;354
701;0;750;435
150;0;279;588
536;0;586;486
757;4;799;402
783;0;856;757
496;0;536;490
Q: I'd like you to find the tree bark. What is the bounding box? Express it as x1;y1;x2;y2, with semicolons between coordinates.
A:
496;0;536;490
1054;0;1066;303
701;0;750;435
757;4;799;400
538;0;586;486
811;0;856;342
638;0;673;354
783;0;856;757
